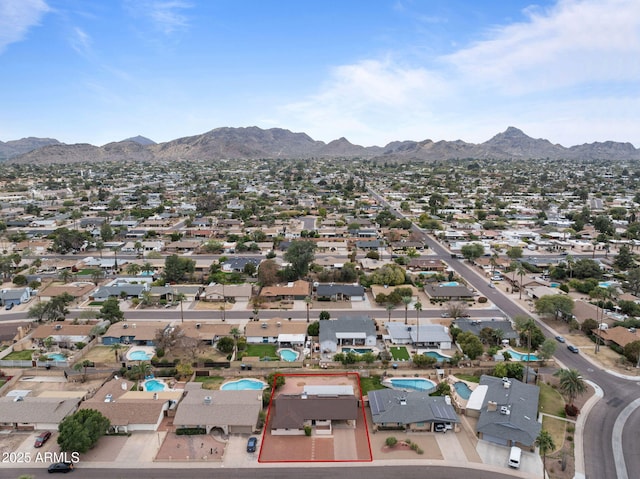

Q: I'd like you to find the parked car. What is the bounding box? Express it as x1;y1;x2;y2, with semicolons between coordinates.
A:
434;423;446;432
567;345;579;353
4;302;14;310
34;431;51;448
246;436;258;453
47;462;74;473
555;336;566;343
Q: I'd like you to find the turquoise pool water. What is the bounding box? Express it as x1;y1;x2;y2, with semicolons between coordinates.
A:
454;381;472;400
344;348;373;354
221;379;266;391
46;353;66;361
598;281;616;288
440;281;459;287
128;350;153;361
388;378;436;392
144;379;167;392
424;351;450;362
506;349;539;361
279;349;299;362
550;282;560;288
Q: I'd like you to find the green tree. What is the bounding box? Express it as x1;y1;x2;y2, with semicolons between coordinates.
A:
307;321;320;336
370;263;406;286
97;297;124;323
457;331;484;360
319;310;330;320
614;244;635;270
535;295;574;321
126;263;141;276
163;254;195;283
460;243;484;262
110;343;124;362
554;368;587;407
623;340;640;365
45;293;74;321
626;268;640;295
538;338;557;362
58;409;110;453
282;240;316;279
27;301;49;322
216;336;235;354
536;429;556;477
73;359;93;383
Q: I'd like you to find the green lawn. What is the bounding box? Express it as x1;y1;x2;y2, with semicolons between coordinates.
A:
454;373;480;383
241;344;278;359
194;375;225;382
390;346;410;361
3;350;33;360
539;381;566;417
0;379;6;388
359;375;386;396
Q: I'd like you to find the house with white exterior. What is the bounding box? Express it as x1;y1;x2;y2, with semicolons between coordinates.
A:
319;316;377;353
384;322;452;349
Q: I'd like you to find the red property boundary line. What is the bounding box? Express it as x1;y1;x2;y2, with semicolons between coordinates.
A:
258;371;373;463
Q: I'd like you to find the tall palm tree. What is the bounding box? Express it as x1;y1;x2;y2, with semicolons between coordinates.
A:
515;316;536;383
142;262;154;275
230;327;242;360
554;368;587;407
414;301;422;344
401;296;412;325
386;303;395;322
304;296;313;323
110;343;124;363
536;429;556;478
516;262;528;300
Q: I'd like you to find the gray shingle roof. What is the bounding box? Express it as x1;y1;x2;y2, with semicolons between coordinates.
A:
173;388;261;428
368;389;459;425
476;375;541;446
0;397;80;424
319;316;376;343
271;394;358;429
316;284;365;297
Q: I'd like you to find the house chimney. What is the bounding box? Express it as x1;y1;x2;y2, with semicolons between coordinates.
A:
487;401;497;412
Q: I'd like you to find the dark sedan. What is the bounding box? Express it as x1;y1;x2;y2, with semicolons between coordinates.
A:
48;462;74;473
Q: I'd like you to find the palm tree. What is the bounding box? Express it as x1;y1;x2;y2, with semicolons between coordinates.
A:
58;269;73;284
126;263;141;276
133;361;152;389
142;262;154;275
401;296;412;325
414;301;422;345
386;303;395;322
515;316;537;383
230;327;242;360
304;296;313;323
516;262;528;300
536;429;556;478
110;343;124;363
73;359;93;383
554;368;587;407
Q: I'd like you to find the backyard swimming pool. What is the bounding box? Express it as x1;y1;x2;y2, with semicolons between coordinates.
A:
278;348;299;362
454;381;473;400
440;281;459;287
127;347;154;361
45;353;66;361
343;348;373;354
221;379;267;391
143;379;167;392
423;351;450;362
506;349;539;361
386;377;436;392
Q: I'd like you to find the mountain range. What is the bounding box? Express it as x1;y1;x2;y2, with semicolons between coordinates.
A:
2;126;639;164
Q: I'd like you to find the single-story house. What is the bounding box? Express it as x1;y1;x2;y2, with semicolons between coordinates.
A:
101;321;163;346
221;256;263;273
319;316;377;353
0;287;33;307
424;285;475;301
315;284;366;302
270;385;359;436
260;280;310;301
368;389;459;432
471;375;541;449
384;323;452;349
199;284;253;302
31;323;94;347
91;283;147;301
245;317;308;346
0;396;80;431
36;283;95;303
595;326;640;349
451;318;519;343
180;322;236;345
173;385;262;434
406;258;446;272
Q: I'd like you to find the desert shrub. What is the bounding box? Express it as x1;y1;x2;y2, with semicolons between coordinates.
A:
565;404;580;417
385;436;398;447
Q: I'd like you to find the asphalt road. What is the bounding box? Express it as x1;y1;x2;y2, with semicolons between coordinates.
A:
2;465;527;479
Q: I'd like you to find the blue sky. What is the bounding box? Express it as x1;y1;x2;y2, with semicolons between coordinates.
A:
1;0;639;147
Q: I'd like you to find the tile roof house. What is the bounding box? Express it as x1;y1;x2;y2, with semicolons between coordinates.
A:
0;396;80;430
173;385;262;435
31;323;94;346
199;284;253;302
595;326;640;349
260;280;310;301
368;389;459;432
319;316;377;353
270;386;359;436
472;375;541;449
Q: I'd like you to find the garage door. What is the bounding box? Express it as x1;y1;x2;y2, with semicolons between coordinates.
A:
482;434;509;446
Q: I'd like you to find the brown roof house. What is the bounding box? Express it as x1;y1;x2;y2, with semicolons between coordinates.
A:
260;280;310;301
173;384;262;435
270;385;359;436
595;326;640;349
79;377;182;433
0;396;80;431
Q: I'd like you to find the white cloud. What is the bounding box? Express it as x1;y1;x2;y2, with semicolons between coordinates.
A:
125;0;193;35
0;0;50;53
69;26;92;56
279;0;640;147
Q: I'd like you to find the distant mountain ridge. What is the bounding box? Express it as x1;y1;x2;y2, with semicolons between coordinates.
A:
4;126;640;164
